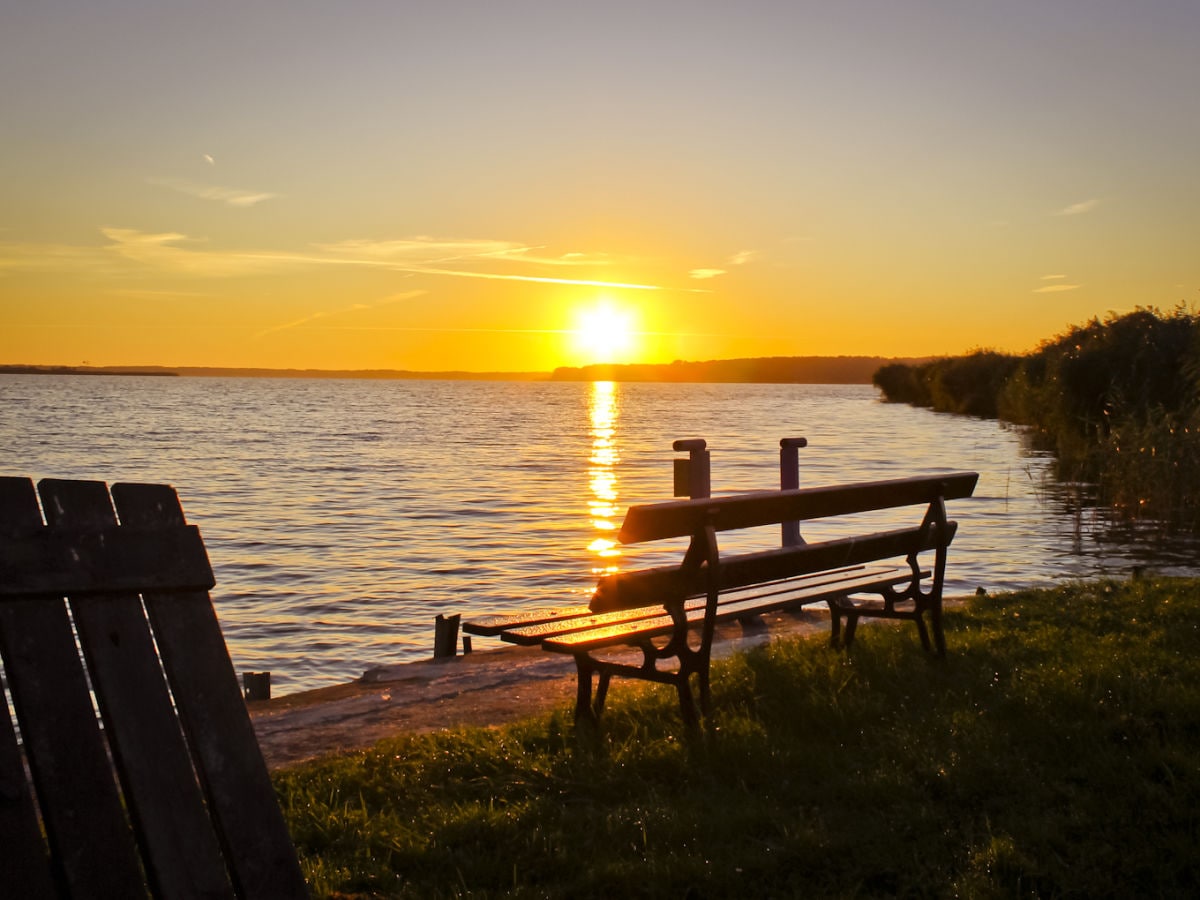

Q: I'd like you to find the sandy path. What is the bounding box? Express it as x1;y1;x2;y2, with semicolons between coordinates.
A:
250;609;833;769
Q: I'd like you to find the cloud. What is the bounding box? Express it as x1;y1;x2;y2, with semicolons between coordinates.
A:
203;154;215;166
101;227;283;276
147;176;279;207
727;250;759;266
1033;283;1081;293
1054;198;1101;216
1041;274;1066;280
9;228;707;294
689;268;726;280
256;289;429;338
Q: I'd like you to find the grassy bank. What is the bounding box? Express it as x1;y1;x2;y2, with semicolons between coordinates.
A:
276;578;1200;898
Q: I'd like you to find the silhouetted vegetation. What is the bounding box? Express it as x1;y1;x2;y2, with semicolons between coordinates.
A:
278;577;1200;898
874;307;1200;531
553;355;931;384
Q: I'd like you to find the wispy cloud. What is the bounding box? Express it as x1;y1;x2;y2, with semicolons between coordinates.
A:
256;289;428;338
1041;274;1066;280
203;154;215;166
1034;283;1081;293
101;227;282;276
1054;198;1101;217
689;268;726;280
728;250;759;266
6;228;706;294
147;176;279;207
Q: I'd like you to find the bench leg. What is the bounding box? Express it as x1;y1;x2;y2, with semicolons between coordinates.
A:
574;658;597;724
828;600;843;648
929;606;946;657
594;671;612;716
912;613;933;653
697;668;712;719
843;613;859;648
676;678;700;730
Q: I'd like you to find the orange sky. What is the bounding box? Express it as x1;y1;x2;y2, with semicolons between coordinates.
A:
3;2;1198;372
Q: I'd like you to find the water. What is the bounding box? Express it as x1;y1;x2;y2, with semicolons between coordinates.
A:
3;375;1197;695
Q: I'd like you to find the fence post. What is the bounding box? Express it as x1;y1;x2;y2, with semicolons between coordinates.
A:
780;437;808;546
672;439;711;499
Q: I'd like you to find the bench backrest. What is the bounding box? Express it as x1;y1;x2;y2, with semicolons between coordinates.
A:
592;473;978;613
0;477;308;899
617;473;979;543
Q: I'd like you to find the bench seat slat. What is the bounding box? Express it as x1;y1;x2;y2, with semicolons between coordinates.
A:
462;603;593;636
498;564;897;645
541;566;921;654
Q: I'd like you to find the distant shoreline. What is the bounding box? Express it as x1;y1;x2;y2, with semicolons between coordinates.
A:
0;355;928;385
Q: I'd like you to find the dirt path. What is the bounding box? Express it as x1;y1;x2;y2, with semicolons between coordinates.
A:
250;608;834;770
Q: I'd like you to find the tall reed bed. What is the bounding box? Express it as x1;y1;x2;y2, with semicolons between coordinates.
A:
874;307;1200;531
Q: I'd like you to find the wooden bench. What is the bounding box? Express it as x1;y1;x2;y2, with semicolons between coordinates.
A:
465;472;978;728
0;477;308;899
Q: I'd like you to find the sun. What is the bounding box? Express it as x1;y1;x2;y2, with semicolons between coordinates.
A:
570;300;639;364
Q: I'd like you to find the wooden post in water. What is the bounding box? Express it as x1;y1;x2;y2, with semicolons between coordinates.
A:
780;437;808;546
672;439;711;499
434;613;461;659
243;671;271;701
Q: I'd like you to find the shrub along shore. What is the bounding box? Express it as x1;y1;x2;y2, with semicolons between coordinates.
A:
873;306;1200;532
276;577;1200;898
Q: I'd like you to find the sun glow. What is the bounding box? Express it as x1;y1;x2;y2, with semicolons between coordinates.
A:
570;300;638;364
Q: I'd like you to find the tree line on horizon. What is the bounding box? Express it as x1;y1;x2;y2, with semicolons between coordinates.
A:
873;306;1200;531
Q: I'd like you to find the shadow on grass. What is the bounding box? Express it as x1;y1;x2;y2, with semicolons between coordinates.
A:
277;578;1200;898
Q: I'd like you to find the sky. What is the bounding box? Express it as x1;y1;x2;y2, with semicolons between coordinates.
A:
2;0;1198;372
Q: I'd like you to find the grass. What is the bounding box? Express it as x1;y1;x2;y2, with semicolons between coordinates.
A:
275;578;1200;898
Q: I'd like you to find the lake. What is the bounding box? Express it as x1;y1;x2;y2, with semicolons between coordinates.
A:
4;375;1197;695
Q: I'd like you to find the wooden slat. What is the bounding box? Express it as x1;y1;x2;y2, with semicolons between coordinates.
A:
542;567;920;654
40;479;236;900
0;478;59;898
617;472;978;543
589;522;957;613
0;525;213;598
462;603;593;637
0;478;149;898
112;482;310;900
499;565;895;646
0;690;57;898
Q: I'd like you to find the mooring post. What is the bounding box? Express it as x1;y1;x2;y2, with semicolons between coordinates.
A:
243;671;271;701
672;438;711;499
780;437;808;546
433;613;461;659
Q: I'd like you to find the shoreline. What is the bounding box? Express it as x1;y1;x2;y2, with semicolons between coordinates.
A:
249;606;841;769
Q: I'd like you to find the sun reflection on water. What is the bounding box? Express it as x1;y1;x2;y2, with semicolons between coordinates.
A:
587;381;621;575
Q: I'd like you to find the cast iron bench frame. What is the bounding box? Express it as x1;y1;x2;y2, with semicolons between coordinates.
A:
0;477;308;899
465;472;978;727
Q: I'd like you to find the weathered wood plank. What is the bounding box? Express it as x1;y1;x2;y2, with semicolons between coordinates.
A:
499;565;895;645
617;472;978;543
590;522;957;613
0;525;213;598
462;603;593;636
542;567;921;653
0;477;149;898
0;478;59;898
112;482;309;900
40;478;236;900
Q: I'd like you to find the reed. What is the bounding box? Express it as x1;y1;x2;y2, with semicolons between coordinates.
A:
276;577;1200;898
875;307;1200;531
